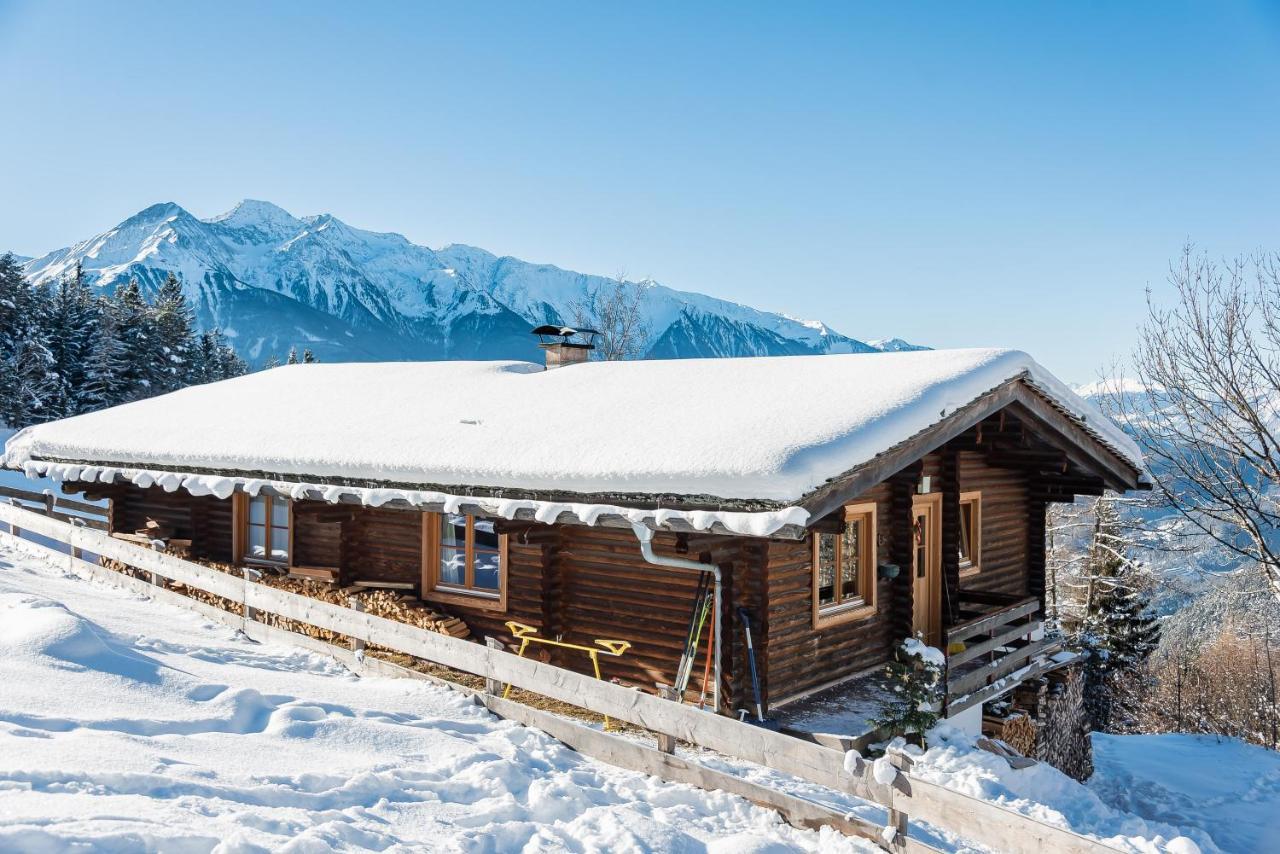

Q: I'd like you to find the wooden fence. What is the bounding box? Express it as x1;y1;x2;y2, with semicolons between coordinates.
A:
0;494;1117;854
0;484;108;529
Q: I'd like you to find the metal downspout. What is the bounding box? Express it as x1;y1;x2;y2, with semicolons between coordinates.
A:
630;522;722;714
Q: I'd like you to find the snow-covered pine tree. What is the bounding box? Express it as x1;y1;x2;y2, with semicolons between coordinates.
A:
302;348;315;363
106;278;159;403
286;346;299;365
152;272;197;392
1074;494;1160;731
872;634;946;742
216;340;247;379
41;262;102;419
261;353;281;370
0;252;56;427
192;328;247;382
80;295;129;411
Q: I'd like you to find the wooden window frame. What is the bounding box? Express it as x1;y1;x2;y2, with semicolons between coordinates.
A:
812;502;878;629
958;490;982;577
233;492;293;568
421;512;508;612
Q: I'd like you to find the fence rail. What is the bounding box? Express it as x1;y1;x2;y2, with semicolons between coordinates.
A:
0;498;1117;854
0;483;109;530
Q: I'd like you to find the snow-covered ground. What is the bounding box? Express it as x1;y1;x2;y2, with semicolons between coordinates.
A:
0;536;870;853
1089;733;1280;853
0;535;1263;853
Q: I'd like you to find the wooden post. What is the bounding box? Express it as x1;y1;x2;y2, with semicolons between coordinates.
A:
43;493;54;517
68;517;84;569
885;751;912;851
148;539;168;589
348;597;366;655
656;686;679;754
7;498;21;539
242;567;261;624
484;637;503;696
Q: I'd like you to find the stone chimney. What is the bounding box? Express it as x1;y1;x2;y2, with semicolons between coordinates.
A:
532;325;598;369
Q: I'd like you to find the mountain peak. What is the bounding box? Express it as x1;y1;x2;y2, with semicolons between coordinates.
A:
208;199;302;233
121;201;189;226
22;198;909;366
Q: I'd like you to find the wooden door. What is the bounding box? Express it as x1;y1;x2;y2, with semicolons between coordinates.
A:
911;494;942;647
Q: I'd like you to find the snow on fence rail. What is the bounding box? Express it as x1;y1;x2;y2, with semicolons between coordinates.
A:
0;498;1117;854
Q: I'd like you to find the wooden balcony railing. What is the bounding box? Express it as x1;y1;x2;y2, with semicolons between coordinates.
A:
944;591;1063;715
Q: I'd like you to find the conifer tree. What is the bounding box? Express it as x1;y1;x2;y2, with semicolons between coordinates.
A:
261;353;281;370
873;635;946;741
106;278;158;402
216;340;247;379
1075;496;1160;730
152;272;196;392
192;328;247;382
302;348;315;363
0;259;249;423
286;346;299;365
81;298;127;411
0;253;56;427
42;262;102;418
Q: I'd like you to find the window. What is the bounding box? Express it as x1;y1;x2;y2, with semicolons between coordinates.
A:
423;513;507;611
958;491;981;576
812;502;877;628
239;494;290;566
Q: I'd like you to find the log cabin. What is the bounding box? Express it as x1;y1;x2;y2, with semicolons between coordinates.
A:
2;333;1146;741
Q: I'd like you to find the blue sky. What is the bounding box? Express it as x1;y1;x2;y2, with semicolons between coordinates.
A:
2;1;1279;382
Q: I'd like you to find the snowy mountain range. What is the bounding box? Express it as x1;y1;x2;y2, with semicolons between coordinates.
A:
18;200;922;364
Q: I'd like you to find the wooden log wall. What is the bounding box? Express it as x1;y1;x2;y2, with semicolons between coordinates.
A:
956;451;1029;598
101;484;234;563
549;525;754;709
1026;498;1048;610
887;465;920;643
941;449;962;624
339;507;419;586
763;482;899;706
292;503;342;568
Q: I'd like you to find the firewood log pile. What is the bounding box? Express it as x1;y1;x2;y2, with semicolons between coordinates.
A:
97;556;470;643
980;665;1092;782
983;711;1038;759
343;587;471;638
1036;667;1092;781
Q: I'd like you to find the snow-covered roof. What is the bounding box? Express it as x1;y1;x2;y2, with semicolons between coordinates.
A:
3;350;1142;526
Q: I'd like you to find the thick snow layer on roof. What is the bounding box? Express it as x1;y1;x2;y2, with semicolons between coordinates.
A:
3;350;1141;505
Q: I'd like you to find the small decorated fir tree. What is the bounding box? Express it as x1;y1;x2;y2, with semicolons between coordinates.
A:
872;634;946;741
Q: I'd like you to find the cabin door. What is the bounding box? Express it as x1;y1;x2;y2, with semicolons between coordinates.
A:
911;493;942;647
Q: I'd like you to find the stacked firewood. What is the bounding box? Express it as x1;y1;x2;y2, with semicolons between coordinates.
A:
1036;668;1092;781
96;555;470;642
980;666;1093;782
987;712;1037;757
346;587;470;639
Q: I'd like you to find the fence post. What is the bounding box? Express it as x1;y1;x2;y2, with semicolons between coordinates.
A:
884;751;912;851
6;498;20;539
348;597;366;656
148;539;164;588
241;566;261;626
67;517;85;572
655;687;679;754
42;493;54;517
484;637;503;696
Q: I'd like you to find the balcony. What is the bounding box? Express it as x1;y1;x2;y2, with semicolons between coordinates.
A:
944;591;1066;715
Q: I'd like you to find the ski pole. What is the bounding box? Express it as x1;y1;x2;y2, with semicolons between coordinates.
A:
738;607;765;723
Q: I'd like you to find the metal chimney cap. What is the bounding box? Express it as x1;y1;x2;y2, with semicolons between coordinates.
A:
531;325;600;348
